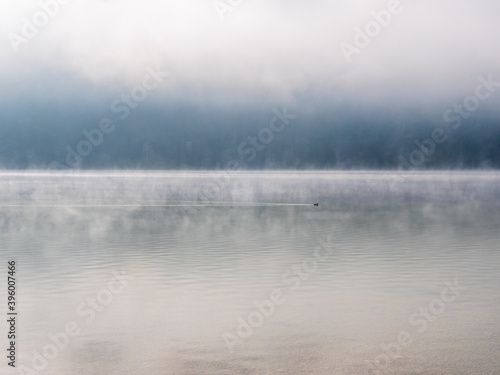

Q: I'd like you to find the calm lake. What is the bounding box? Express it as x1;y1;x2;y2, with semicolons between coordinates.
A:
1;171;499;375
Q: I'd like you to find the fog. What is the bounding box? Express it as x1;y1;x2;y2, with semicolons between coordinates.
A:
1;0;500;169
2;3;500;372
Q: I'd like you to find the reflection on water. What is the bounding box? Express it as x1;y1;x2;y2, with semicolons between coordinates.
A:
0;171;499;374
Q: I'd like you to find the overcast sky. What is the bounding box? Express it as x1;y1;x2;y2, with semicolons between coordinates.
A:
1;0;500;169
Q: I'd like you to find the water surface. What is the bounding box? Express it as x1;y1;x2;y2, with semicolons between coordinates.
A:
1;171;499;374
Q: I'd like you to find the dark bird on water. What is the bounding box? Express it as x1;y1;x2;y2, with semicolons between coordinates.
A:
313;203;319;206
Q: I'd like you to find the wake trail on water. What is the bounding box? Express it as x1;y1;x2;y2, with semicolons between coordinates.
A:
1;202;313;208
